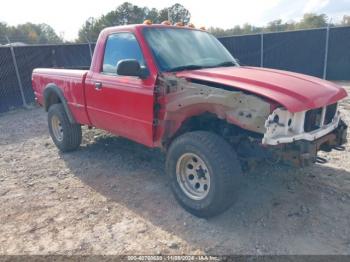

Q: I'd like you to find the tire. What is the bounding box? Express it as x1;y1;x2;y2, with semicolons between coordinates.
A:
48;104;82;152
166;131;243;218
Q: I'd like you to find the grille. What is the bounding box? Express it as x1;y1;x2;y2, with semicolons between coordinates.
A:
304;103;337;132
304;108;323;132
324;103;337;125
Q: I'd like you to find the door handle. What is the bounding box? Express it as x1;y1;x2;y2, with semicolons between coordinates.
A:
95;82;102;90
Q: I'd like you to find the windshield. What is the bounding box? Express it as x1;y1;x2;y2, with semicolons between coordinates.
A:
143;28;239;72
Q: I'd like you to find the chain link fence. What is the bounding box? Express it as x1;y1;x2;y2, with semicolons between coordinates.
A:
0;36;95;113
0;26;350;114
219;25;350;80
0;45;24;112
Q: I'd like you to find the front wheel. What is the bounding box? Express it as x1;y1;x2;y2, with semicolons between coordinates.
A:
48;104;82;152
166;131;243;218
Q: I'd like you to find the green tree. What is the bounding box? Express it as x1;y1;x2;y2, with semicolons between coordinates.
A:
77;2;191;42
78;17;98;42
342;15;350;25
285;20;297;31
296;13;328;29
241;23;260;34
229;25;244;35
0;22;8;43
78;2;148;42
145;8;160;23
158;8;170;22
208;27;230;37
77;3;347;42
0;22;7;35
265;19;287;32
167;3;191;24
208;13;331;37
38;24;63;43
0;22;62;44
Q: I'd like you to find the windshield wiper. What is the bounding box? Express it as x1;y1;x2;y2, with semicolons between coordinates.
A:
209;61;236;68
167;61;236;72
167;64;204;72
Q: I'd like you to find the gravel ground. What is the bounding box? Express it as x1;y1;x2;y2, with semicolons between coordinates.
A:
0;82;350;255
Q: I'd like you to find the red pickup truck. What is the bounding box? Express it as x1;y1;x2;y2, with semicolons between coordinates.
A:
32;23;348;217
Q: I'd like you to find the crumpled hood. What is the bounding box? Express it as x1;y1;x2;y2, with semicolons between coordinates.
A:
176;66;347;112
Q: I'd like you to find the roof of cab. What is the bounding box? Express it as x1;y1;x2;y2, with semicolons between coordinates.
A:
100;24;204;35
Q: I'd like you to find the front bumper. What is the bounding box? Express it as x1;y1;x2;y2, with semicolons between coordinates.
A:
263;106;341;146
269;120;348;167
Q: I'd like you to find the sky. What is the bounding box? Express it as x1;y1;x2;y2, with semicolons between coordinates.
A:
0;0;349;40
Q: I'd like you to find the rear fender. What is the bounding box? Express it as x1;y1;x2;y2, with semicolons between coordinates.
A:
43;84;77;124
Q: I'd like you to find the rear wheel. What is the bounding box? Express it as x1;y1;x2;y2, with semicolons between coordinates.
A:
48;104;82;152
166;131;243;218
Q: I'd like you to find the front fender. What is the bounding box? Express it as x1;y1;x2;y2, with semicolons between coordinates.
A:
159;75;271;141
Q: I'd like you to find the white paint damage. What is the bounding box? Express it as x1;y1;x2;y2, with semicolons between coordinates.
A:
263;106;341;145
162;76;271;134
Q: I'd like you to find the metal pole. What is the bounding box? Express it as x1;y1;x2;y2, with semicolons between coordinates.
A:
323;20;331;79
168;8;171;23
84;35;93;61
6;36;28;108
260;31;264;67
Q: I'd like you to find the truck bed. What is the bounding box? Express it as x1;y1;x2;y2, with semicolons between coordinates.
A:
32;68;90;125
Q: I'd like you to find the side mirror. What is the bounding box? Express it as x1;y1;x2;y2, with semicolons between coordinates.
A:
116;59;146;79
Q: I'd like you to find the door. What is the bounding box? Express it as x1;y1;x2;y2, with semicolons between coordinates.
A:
85;32;156;147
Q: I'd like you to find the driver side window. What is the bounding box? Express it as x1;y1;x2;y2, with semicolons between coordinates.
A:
102;33;146;75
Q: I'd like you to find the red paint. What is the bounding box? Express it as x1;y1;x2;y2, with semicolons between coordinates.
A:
32;24;348;148
176;66;347;113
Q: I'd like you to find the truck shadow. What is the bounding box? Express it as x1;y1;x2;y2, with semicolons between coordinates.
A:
61;131;350;254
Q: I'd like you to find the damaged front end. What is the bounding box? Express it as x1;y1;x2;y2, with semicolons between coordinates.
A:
266;121;347;167
263;105;348;166
155;74;271;140
156;74;348;168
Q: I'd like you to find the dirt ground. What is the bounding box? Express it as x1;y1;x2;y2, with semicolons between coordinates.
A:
0;82;350;255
